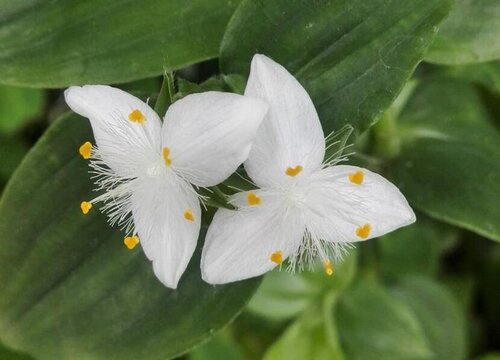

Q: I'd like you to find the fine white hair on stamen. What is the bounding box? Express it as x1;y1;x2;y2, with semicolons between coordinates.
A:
87;146;138;234
286;228;354;274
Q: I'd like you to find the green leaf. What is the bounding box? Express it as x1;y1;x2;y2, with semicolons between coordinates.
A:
0;86;44;134
0;113;260;360
426;0;500;64
393;276;468;360
335;280;432;360
0;134;28;180
433;60;500;94
476;354;500;360
390;79;500;242
175;76;230;100
378;215;458;279
264;294;345;360
0;0;240;88
189;329;247;360
220;0;452;133
247;250;357;322
0;342;34;360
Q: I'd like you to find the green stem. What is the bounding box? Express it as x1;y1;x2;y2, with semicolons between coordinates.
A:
372;111;401;159
323;292;346;360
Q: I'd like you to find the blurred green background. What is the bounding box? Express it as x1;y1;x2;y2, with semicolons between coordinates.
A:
0;0;499;359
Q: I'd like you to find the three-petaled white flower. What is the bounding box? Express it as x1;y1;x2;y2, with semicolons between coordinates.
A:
201;55;416;284
65;86;267;288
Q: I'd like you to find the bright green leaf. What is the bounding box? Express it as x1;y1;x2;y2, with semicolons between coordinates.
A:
0;0;240;87
0;113;260;360
390;79;500;242
335;280;432;360
426;0;500;64
378;215;458;279
247;250;357;322
393;276;468;360
264;294;345;360
0;86;43;133
220;0;452;133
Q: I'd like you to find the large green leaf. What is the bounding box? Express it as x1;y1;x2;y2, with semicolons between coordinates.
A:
0;113;260;360
0;86;43;133
390;79;500;242
393;276;468;360
335;280;432;360
426;0;500;64
220;0;452;133
0;0;240;88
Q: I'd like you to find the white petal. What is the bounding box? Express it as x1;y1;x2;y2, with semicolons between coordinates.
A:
201;190;304;284
244;54;325;187
304;165;416;243
162;92;268;187
65;85;162;177
131;172;201;289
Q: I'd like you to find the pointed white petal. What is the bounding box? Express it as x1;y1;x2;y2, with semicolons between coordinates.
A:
65;85;162;177
201;191;304;284
131;172;201;289
304;165;416;243
244;54;325;187
162;92;268;187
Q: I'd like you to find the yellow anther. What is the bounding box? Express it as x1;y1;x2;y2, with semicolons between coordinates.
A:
124;235;139;250
270;251;283;264
128;109;145;123
184;208;195;222
325;260;334;276
79;141;92;160
286;165;303;177
247;192;262;206
349;170;364;185
163;147;172;167
80;201;92;215
356;223;371;239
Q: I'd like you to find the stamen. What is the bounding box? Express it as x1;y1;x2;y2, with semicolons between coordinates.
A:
124;235;139;250
349;170;364;185
270;250;283;264
286;165;303;177
163;147;172;167
184;208;195;222
128;109;145;123
356;223;371;239
324;259;333;276
79;141;92;159
80;201;92;215
247;192;262;206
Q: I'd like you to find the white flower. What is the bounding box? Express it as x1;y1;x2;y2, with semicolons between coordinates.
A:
65;85;268;289
201;55;416;284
